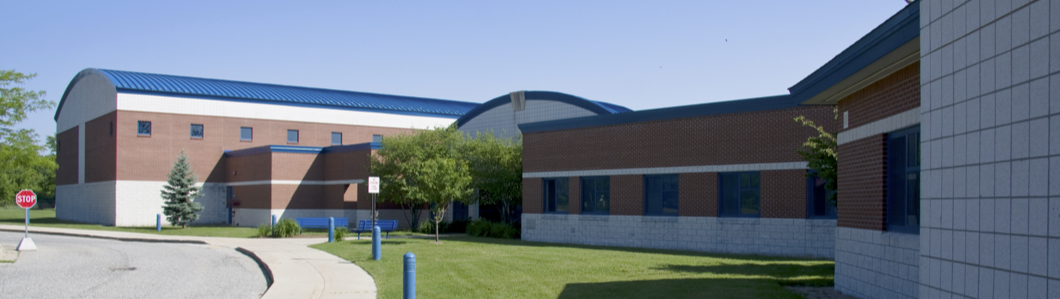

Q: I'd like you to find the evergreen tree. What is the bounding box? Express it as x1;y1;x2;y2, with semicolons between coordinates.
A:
161;150;204;228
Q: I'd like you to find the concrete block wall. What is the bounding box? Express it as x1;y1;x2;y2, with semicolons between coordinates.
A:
55;182;116;226
920;0;1056;297
835;227;921;298
523;214;836;259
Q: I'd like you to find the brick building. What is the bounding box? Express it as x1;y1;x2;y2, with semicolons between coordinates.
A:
54;68;478;227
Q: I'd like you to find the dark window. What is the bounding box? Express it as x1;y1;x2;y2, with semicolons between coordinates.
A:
581;177;610;214
543;178;569;213
331;132;342;145
719;172;760;217
137;121;151;136
240;127;253;141
807;171;837;219
287;130;299;143
645;174;679;216
190;124;204;138
888;126;921;233
373;134;383;143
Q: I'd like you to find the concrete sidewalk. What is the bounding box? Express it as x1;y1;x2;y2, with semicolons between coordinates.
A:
0;225;376;299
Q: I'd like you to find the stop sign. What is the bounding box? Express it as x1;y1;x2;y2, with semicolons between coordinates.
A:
15;190;36;209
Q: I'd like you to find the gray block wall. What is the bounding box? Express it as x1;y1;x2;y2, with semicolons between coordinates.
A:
522;214;836;259
835;227;921;299
921;0;1057;297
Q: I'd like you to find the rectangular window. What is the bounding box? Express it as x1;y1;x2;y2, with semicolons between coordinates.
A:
719;172;760;217
644;174;679;216
240;127;253;141
137;121;151;136
888;126;920;233
372;134;383;143
190;124;204;138
543;178;569;213
287;130;299;143
331;132;342;145
806;171;836;219
581;177;610;214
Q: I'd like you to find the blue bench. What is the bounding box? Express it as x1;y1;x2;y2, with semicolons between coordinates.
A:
352;220;398;239
295;217;349;234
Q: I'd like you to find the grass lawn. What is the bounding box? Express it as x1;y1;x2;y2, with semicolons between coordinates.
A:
0;207;427;239
312;237;834;299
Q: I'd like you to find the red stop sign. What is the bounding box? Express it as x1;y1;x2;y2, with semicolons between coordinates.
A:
15;190;36;209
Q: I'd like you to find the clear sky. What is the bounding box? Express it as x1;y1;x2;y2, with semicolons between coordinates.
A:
2;1;910;138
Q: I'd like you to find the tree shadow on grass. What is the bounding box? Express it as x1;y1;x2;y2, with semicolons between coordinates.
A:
556;278;804;299
655;264;835;281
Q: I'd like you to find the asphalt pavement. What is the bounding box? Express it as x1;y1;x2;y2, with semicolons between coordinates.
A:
0;231;267;299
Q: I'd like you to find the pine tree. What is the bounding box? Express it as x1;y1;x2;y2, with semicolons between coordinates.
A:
161;150;204;228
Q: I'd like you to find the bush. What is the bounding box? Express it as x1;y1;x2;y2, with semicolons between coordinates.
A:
418;220;472;234
273;218;300;238
335;228;348;242
466;220;519;239
255;224;272;238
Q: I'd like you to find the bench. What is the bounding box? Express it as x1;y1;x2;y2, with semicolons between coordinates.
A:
352;220;398;239
295;217;349;234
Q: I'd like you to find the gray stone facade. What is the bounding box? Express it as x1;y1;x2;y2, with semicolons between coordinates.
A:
522;214;836;258
835;227;921;299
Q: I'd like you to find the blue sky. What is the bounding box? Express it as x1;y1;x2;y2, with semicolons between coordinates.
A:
2;1;909;138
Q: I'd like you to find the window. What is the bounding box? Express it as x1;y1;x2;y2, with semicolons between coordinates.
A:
331;132;342;145
109;122;114;136
888;126;920;233
137;121;151;136
372;134;383;143
287;130;299;143
644;174;678;216
240;127;253;141
190;124;204;138
719;172;760;217
806;171;836;219
581;177;610;214
543;178;569;213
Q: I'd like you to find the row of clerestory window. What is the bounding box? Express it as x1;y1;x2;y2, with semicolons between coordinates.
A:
134;120;380;146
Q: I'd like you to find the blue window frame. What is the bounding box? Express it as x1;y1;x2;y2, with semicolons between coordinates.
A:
543;178;569;213
287;130;299;143
190;124;204;138
806;171;836;219
137;121;151;136
581;176;610;214
887;126;920;233
719;172;760;217
331;132;342;145
644;174;679;216
240;127;253;141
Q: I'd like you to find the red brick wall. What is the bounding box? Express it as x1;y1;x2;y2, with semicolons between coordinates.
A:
271;153;324;181
230;185;271;209
611;175;644;216
837;135;888;231
680;172;717;217
761;170;807;219
837;62;921;132
226;153;271;183
56;127;79;186
523;178;542;213
568;177;581;214
523;105;835;172
85;112;116;183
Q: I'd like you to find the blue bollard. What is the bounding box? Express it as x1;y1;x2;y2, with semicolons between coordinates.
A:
404;252;415;299
156;214;161;231
272;214;277;227
372;226;381;260
328;217;335;243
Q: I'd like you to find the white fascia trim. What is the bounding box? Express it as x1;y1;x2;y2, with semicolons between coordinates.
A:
836;107;920;145
226;179;365;186
523;161;809;178
115;93;458;129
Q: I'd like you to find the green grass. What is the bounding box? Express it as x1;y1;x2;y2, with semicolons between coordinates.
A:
312;237;834;299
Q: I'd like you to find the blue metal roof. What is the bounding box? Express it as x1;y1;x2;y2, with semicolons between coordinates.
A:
56;68;481;120
455;91;632;127
788;1;920;105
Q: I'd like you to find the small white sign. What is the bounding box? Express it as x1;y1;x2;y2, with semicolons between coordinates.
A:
368;176;380;194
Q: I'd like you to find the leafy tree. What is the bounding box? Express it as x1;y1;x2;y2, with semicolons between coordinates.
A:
794;108;838;204
161;150;204;228
416;157;473;242
370;131;430;228
463;131;522;224
0;70;56;205
0;71;52;127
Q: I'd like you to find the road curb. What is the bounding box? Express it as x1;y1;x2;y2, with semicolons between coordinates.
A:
0;227;208;245
235;247;274;290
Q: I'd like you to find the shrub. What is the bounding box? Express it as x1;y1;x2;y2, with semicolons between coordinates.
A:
334;228;348;242
418;220;472;234
273;218;300;238
255;224;272;238
466;220;519;239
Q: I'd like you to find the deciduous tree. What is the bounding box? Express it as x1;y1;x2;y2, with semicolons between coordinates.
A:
794;109;838;204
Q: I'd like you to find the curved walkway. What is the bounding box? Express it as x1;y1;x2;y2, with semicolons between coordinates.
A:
0;225;376;299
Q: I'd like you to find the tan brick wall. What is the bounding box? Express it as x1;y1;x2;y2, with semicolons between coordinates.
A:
56;127;79;186
85;112;116;183
611;175;643;216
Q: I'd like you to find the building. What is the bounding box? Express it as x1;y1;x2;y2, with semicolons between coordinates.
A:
54;68;478;227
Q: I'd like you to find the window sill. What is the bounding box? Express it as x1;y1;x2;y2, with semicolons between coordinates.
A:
240;140;253;142
542;211;569;215
580;212;610;216
718;214;760;218
643;214;678;217
191;137;203;140
137;134;151;138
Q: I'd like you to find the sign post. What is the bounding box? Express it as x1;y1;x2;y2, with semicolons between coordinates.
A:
368;176;380;230
15;190;37;251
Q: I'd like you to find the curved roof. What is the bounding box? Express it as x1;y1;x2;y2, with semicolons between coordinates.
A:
56;68;481;120
455;91;632;127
